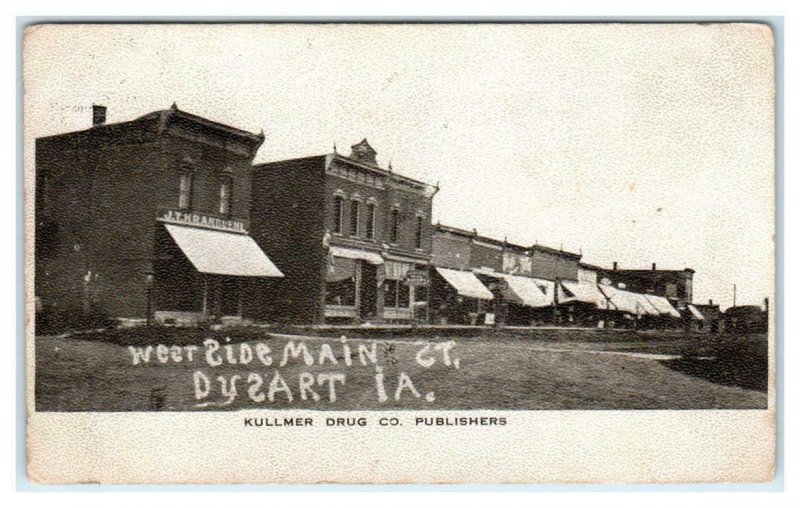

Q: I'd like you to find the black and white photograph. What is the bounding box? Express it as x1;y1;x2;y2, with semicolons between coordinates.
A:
23;22;776;484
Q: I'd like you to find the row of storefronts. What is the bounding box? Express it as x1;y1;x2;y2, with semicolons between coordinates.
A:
34;104;712;329
425;224;704;329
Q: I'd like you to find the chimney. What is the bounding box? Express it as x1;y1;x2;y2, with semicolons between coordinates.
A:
92;105;107;126
613;261;618;271
652;262;657;271
709;299;713;306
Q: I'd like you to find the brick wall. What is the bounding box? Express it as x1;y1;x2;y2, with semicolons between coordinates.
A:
248;157;328;323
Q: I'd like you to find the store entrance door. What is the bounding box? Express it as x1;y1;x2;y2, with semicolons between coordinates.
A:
359;262;377;319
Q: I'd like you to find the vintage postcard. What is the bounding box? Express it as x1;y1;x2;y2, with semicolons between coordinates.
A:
23;23;776;484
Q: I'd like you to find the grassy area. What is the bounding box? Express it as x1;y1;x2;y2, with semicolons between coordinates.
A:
34;328;768;411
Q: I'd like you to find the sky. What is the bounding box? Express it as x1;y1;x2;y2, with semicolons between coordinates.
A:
23;23;775;309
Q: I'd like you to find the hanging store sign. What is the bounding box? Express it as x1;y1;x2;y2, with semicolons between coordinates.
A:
406;269;430;286
158;209;248;234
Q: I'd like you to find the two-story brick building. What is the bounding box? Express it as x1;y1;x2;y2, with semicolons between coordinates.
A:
35;104;283;324
248;140;438;324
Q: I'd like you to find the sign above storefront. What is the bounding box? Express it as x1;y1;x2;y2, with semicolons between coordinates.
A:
406;269;430;286
158;209;248;234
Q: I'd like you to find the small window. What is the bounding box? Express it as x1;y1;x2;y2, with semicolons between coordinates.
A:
219;177;232;215
414;215;424;249
333;196;344;234
390;208;400;243
349;200;360;237
365;203;376;240
178;172;193;210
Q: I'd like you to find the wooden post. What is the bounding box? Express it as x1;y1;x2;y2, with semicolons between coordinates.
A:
553;277;560;325
354;260;362;322
202;276;208;317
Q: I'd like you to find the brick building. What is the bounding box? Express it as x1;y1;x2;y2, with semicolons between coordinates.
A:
597;262;695;308
35;104;283;324
430;224;583;325
248;140;438;324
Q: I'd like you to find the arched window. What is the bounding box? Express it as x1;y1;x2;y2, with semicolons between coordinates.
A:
390;208;400;243
365;202;377;240
414;214;424;249
349;199;361;237
333;195;345;234
178;172;193;210
219;177;232;216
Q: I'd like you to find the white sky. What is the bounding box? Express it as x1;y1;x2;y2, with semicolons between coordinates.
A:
24;23;775;309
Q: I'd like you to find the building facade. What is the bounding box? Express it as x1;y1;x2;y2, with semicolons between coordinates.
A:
249;140;437;324
430;224;583;325
35;104;283;324
597;263;695;308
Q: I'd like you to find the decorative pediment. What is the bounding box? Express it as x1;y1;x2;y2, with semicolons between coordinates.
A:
349;138;378;165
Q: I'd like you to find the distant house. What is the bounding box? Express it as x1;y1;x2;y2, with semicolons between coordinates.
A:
724;305;767;333
688;300;724;333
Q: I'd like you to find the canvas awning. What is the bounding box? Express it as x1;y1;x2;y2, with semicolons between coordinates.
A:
559;280;609;310
165;224;283;277
643;294;681;318
687;304;705;320
634;293;660;316
326;256;356;283
599;285;657;316
501;274;553;308
329;245;384;265
435;267;494;301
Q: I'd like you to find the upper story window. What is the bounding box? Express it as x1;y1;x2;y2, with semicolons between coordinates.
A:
349;200;361;237
333;195;344;234
219;177;232;216
178;172;193;210
414;215;424;249
365;202;376;240
390;208;400;244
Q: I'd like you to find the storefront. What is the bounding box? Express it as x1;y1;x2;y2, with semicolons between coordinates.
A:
597;284;660;328
383;258;430;323
152;211;283;325
431;267;494;325
324;245;384;321
557;279;610;326
474;269;554;326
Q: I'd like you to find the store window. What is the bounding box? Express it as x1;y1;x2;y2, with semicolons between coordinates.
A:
178;172;193;210
219;177;232;216
325;256;356;306
365;203;376;240
333;196;344;234
385;279;410;308
390;208;400;243
349;200;360;237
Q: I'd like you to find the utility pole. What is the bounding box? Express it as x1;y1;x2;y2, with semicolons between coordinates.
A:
733;284;737;307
